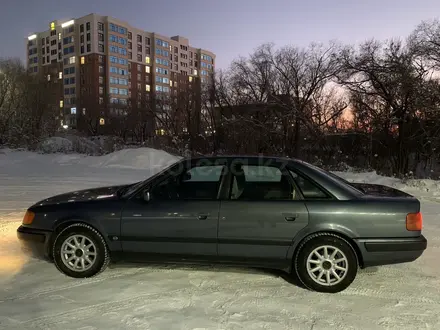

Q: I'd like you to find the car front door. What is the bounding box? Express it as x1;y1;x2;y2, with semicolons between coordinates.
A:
217;159;310;266
120;161;227;257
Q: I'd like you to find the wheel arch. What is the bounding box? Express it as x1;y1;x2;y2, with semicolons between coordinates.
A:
48;219;111;259
289;230;364;270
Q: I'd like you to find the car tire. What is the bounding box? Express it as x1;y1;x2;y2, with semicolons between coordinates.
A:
294;233;358;293
52;223;110;278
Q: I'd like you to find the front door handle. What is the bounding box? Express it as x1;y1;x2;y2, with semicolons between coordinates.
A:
198;214;208;220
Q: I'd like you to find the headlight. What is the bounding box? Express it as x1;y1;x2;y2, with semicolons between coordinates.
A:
22;210;35;225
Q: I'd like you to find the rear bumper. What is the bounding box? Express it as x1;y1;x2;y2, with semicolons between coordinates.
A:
355;235;427;268
17;225;52;260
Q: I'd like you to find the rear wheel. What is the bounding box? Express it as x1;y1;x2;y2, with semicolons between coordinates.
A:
52;223;110;278
294;234;358;293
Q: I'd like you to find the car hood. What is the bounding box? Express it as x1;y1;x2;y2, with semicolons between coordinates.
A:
350;182;414;198
32;184;130;207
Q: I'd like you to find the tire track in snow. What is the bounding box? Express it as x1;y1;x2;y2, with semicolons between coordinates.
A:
339;286;440;305
0;263;190;303
11;277;272;329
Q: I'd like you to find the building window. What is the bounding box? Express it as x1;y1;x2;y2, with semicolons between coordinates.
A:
128;32;132;40
87;33;91;42
98;22;104;31
60;100;63;108
50;22;55;30
47;75;50;81
99;86;103;95
137;44;142;52
87;44;91;52
99;66;104;73
145;66;150;73
59;72;62;79
99;97;103;104
145;56;150;64
58;33;62;40
86;22;90;31
81;45;84;53
98;33;104;42
99;76;104;84
137;64;141;71
98;44;104;52
80;24;84;33
69;56;76;64
80;35;84;43
81;56;85;64
137;54;142;62
146;84;150;92
137;34;142;43
98;55;103;63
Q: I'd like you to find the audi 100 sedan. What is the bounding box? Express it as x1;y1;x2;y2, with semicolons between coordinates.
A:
17;156;427;293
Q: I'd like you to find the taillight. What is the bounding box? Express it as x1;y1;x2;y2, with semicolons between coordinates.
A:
406;212;422;231
22;210;35;225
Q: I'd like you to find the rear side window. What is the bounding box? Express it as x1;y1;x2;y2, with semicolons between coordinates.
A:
289;170;330;199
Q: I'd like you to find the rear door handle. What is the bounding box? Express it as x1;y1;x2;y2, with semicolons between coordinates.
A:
283;213;298;221
198;214;208;220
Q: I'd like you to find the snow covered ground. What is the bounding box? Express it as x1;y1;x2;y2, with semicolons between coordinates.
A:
0;148;440;329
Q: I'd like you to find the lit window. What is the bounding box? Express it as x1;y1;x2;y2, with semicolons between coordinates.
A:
189;76;193;82
69;56;76;64
145;56;150;64
169;80;172;87
60;100;63;108
99;118;105;125
81;56;85;64
145;66;150;73
58;33;61;40
47;75;51;81
50;22;55;31
71;107;76;114
59;72;62;79
194;69;198;75
145;84;150;92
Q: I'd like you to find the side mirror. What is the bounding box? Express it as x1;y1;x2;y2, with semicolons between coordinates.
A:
143;190;150;202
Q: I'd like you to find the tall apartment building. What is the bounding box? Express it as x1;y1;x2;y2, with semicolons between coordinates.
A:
26;13;215;135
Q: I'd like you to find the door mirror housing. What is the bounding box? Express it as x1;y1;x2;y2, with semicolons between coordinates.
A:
143;190;151;202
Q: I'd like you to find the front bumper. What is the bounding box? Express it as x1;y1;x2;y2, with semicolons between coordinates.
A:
355;235;427;268
17;225;52;260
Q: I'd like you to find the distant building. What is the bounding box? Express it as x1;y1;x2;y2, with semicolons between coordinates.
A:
25;13;215;135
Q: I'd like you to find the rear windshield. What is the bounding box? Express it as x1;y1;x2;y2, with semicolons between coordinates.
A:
300;162;365;196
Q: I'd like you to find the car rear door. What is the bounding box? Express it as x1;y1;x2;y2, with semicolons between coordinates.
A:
120;160;227;257
217;159;310;266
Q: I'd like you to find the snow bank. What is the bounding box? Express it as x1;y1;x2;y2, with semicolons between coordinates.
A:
1;147;439;201
0;147;180;172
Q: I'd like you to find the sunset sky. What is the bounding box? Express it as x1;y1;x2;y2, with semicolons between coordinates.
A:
1;0;440;70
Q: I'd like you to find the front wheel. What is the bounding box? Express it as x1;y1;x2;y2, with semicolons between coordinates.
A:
52;223;110;278
294;234;358;293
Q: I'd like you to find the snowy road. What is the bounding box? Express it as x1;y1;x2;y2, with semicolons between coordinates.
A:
1;150;440;329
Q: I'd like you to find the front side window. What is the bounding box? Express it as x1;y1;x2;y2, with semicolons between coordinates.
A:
151;165;225;200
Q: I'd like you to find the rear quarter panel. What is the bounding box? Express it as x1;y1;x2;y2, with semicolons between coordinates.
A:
303;197;421;239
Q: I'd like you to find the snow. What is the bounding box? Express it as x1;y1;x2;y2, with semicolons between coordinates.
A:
1;148;440;329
